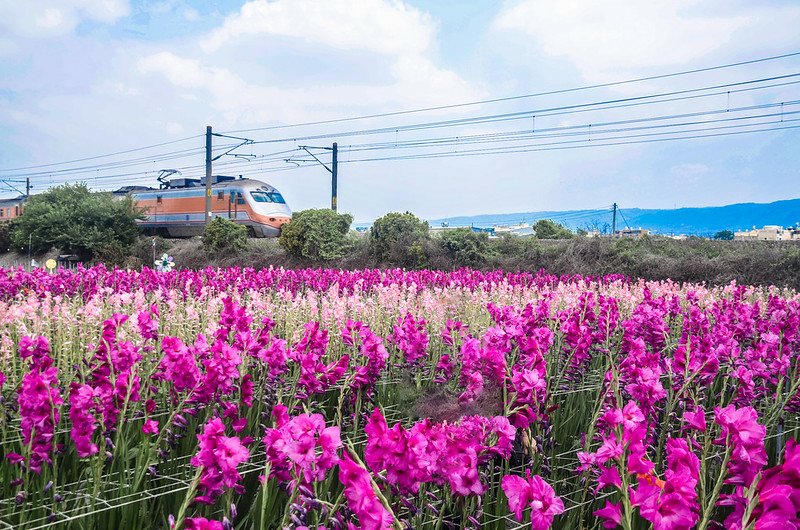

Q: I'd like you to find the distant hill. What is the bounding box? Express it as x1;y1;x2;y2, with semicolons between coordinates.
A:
429;198;800;236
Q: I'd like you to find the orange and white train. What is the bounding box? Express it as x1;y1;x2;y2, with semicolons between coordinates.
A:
116;175;292;237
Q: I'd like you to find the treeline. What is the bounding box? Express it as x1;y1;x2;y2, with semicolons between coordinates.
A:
157;209;800;290
4;189;800;291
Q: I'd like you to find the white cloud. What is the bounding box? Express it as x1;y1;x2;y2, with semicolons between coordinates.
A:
136;49;477;126
493;1;800;82
671;163;708;182
204;0;434;55
136;0;480;126
0;0;130;37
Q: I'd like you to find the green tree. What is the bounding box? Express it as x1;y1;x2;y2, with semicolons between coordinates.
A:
533;219;574;240
369;211;430;267
437;228;495;268
203;216;248;254
279;208;353;261
11;183;142;260
713;230;735;241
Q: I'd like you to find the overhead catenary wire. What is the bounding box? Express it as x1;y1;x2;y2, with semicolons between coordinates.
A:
219;50;800;134
4;50;800;196
236;73;800;145
8;72;800;179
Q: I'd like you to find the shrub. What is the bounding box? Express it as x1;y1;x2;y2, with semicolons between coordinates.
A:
203;217;248;254
437;228;495;268
0;220;16;253
713;230;735;240
533;219;574;239
279;209;353;261
94;241;131;267
11;183;142;260
369;212;430;267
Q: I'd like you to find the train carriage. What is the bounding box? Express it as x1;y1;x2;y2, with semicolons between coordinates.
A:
123;175;292;237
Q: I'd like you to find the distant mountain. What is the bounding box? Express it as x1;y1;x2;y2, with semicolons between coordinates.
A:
428;198;800;236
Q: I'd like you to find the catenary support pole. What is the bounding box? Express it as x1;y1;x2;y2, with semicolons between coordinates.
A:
331;142;338;211
205;126;212;225
612;202;617;237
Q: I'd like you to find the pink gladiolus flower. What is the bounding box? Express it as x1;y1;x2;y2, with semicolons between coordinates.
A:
714;405;767;486
191;417;249;503
502;470;564;530
157;336;201;394
69;383;99;458
142;419;159;435
596;466;621;491
184;517;224;530
339;452;394;530
18;366;63;473
5;453;24;465
19;335;53;371
730;438;800;529
136;304;159;340
390;313;429;365
682;408;706;432
594;501;622;529
653;438;700;530
262;407;342;485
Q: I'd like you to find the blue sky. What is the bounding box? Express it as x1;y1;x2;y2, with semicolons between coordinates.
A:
1;0;800;221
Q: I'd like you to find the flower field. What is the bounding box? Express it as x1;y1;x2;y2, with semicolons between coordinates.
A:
0;265;798;530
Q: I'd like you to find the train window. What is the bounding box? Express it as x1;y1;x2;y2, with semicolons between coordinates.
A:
250;192;286;204
236;193;245;205
250;192;271;203
0;210;4;217
217;191;224;200
157;195;162;203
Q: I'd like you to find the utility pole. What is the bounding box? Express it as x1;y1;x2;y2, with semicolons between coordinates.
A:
25;177;30;197
298;143;340;212
331;142;338;211
612;203;617;237
205;126;212;225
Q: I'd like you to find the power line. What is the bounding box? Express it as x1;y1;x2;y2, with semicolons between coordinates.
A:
220;50;800;134
0;135;203;172
328;122;800;164
239;73;800;146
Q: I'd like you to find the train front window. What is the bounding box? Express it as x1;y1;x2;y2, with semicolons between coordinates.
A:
250;192;271;203
250;191;286;204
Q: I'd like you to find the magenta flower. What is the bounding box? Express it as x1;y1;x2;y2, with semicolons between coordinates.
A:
502;470;564;530
136;304;159;340
682;407;706;432
596;466;621;491
594;500;622;529
262;407;341;485
191;417;249;503
390;313;429;365
19;335;53;371
69;383;99;458
193;340;242;404
339;452;394;530
714;405;767;486
729;438;800;529
18;365;63;473
184;517;224;530
142;419;159;435
653;438;700;530
348;323;389;392
156;336;201;394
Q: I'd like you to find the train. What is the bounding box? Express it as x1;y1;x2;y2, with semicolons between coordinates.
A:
113;175;292;237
